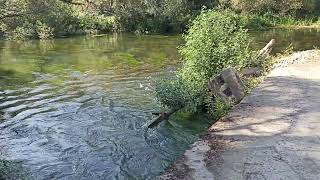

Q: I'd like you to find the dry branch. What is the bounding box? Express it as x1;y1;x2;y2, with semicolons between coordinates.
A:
258;39;275;59
148;110;178;128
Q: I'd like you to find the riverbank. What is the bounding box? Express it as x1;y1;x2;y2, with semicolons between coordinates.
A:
159;50;320;179
274;25;320;29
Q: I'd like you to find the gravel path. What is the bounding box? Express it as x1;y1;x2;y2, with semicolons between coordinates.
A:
160;50;320;180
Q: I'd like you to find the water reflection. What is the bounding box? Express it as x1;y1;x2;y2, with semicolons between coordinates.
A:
0;34;214;179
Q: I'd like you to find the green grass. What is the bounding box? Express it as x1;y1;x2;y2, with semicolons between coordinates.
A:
240;14;320;30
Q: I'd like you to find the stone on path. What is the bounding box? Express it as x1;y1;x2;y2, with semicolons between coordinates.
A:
208;68;245;104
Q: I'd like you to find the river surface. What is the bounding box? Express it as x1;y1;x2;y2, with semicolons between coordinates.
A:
0;29;320;180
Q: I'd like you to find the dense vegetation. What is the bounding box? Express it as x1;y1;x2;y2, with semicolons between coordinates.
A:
0;0;217;39
1;0;320;40
0;0;115;39
227;0;320;16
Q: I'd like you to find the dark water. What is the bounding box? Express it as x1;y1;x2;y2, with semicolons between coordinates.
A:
0;29;320;179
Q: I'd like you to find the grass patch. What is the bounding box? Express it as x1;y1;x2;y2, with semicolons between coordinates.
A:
240;14;320;30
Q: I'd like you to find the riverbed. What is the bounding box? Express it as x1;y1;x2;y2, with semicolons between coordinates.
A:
0;29;320;179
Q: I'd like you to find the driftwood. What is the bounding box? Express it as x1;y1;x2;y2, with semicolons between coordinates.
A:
258;39;275;59
241;39;275;77
148;110;178;128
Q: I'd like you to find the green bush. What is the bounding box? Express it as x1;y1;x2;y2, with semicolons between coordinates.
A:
155;10;254;112
212;99;232;119
79;14;115;34
155;76;192;111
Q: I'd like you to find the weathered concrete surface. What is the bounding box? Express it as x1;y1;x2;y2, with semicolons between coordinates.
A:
208;68;245;105
160;50;320;180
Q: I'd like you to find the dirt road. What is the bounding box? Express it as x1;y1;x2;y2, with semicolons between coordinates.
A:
161;50;320;180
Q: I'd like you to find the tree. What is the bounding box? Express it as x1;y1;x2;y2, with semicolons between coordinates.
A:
0;0;27;20
228;0;318;16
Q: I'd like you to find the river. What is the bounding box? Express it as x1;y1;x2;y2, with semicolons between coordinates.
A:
0;29;320;179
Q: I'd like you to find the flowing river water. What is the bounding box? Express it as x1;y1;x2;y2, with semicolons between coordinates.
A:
0;29;320;179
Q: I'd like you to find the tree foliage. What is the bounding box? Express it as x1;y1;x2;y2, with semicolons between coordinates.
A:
0;0;114;39
1;0;320;39
98;0;217;33
0;0;216;39
228;0;319;16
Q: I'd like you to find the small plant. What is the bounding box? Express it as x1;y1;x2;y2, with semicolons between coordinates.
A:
242;76;264;94
155;76;195;111
212;99;232;119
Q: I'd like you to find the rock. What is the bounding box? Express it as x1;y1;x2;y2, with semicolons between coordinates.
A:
241;67;263;77
208;68;245;104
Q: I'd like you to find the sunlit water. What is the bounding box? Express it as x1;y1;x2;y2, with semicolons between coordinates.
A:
1;29;320;179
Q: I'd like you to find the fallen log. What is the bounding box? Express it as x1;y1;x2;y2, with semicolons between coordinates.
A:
258;39;275;59
241;39;275;77
148;110;178;128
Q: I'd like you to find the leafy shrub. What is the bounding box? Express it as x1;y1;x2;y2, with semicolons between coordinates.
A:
155;10;254;112
79;14;115;34
155;77;192;111
212;99;232;119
